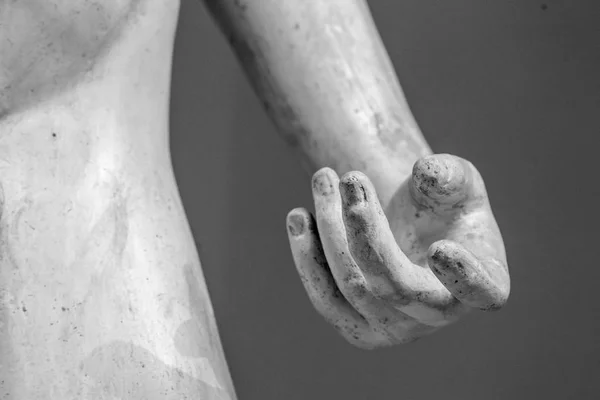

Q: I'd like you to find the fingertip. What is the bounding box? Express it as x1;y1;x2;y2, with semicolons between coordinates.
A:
286;207;311;237
480;260;510;311
411;154;470;208
339;171;381;208
312;167;339;197
428;239;509;311
427;239;478;287
338;174;377;231
339;172;369;206
483;297;508;312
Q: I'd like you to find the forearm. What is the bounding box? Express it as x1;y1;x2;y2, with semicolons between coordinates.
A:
205;0;431;207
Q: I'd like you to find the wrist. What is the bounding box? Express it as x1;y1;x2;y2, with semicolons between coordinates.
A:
297;119;431;208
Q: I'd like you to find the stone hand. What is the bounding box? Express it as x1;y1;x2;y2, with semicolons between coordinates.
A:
286;154;510;349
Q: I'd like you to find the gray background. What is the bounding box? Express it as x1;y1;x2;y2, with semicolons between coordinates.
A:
170;1;600;399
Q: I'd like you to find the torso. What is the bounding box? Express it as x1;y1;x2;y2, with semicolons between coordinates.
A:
0;1;236;398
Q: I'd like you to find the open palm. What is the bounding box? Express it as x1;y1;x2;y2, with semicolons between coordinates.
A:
286;154;510;349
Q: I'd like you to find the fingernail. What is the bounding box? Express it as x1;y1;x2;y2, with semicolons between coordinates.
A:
287;213;306;237
313;170;334;196
340;176;366;205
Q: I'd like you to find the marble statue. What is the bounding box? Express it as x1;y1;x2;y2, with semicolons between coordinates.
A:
0;0;510;398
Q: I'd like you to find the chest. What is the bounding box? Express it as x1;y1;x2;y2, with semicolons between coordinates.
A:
0;0;179;115
0;1;143;60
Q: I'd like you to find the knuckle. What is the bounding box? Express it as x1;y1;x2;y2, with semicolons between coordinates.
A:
344;210;371;230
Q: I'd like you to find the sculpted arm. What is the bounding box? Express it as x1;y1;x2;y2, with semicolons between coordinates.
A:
204;0;510;348
203;0;428;205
